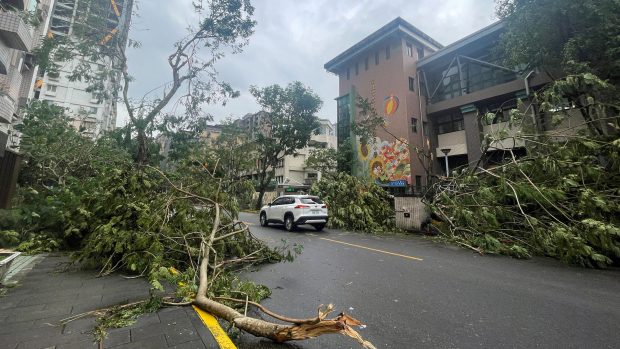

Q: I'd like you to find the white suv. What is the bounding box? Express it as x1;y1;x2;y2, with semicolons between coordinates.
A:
259;195;329;231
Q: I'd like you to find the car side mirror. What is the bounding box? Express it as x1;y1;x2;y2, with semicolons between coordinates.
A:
268;203;272;207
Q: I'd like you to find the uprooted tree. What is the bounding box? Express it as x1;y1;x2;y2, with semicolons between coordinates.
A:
428;74;620;267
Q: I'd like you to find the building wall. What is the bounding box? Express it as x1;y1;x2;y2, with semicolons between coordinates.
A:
0;0;54;208
335;35;433;188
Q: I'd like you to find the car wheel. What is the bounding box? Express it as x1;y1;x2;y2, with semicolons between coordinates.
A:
260;212;268;227
284;215;295;232
313;224;325;232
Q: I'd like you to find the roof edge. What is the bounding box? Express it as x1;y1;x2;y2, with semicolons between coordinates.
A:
324;17;443;73
417;21;505;69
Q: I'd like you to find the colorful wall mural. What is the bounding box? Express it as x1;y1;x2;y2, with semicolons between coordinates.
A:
383;95;399;116
357;137;411;186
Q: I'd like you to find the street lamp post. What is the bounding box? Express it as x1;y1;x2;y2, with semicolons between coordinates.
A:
440;148;451;177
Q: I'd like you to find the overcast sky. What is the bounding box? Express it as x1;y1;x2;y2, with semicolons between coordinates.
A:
119;0;498;127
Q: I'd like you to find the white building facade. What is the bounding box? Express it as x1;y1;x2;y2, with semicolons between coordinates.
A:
33;0;133;137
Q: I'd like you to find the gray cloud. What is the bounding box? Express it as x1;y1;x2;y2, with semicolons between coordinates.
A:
119;0;497;126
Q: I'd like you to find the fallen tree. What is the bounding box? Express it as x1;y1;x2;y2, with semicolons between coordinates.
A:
428;74;620;267
310;172;395;234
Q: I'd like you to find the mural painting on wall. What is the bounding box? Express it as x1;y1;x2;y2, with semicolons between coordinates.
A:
357;137;411;186
383;95;399;116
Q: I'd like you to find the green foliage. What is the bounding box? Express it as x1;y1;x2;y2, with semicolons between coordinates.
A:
497;0;620;83
8;101;294;300
93;297;163;341
432;135;620;267
0;230;20;247
310;173;395;233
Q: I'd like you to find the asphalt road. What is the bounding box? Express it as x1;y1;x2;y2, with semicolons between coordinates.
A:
234;212;620;349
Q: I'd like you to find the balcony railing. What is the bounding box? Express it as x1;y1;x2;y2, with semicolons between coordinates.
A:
0;44;10;74
0;10;33;51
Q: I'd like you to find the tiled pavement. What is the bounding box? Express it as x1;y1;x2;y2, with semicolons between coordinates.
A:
0;255;219;349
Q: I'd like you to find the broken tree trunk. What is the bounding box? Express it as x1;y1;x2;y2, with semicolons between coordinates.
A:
191;200;376;348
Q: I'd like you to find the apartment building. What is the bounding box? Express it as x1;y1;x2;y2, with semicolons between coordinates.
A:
236;112;337;193
33;0;133;137
0;0;54;208
325;18;575;194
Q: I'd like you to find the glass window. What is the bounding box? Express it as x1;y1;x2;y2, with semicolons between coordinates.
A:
409;77;415;91
406;43;413;57
336;95;350;147
50;17;71;34
89;107;98;114
385;46;390;60
415;176;422;189
272;197;286;206
411;118;418;133
417;47;424;59
302;196;323;204
436;114;465;134
423;121;429;137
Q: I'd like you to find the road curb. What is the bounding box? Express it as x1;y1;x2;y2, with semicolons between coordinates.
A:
192;305;237;349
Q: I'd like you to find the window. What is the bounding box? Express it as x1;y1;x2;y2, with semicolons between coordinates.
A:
346;67;350;80
415;176;422;190
336;95;350;148
272;197;287;206
276;176;283;183
375;51;379;65
406;43;413;57
48;71;60;81
355;62;359;76
364;57;369;71
411;118;418;133
45;85;57;95
276;159;284;168
409;77;415;91
385;46;390;60
423;121;429;137
50;17;70;34
437;114;465;134
417;47;424;59
89;107;98;114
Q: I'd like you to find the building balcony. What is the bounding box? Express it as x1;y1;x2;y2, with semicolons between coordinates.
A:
436;130;467;157
0;10;34;52
0;44;10;74
0;93;16;124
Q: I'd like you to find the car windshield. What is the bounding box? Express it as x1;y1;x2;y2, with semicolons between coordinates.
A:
300;197;323;204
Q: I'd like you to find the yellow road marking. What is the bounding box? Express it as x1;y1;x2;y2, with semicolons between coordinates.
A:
319;237;423;261
192;305;237;349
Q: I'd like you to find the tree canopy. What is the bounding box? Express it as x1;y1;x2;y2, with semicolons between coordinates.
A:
249;81;322;208
497;0;620;85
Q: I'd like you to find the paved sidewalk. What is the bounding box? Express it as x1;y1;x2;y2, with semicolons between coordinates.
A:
0;255;218;349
